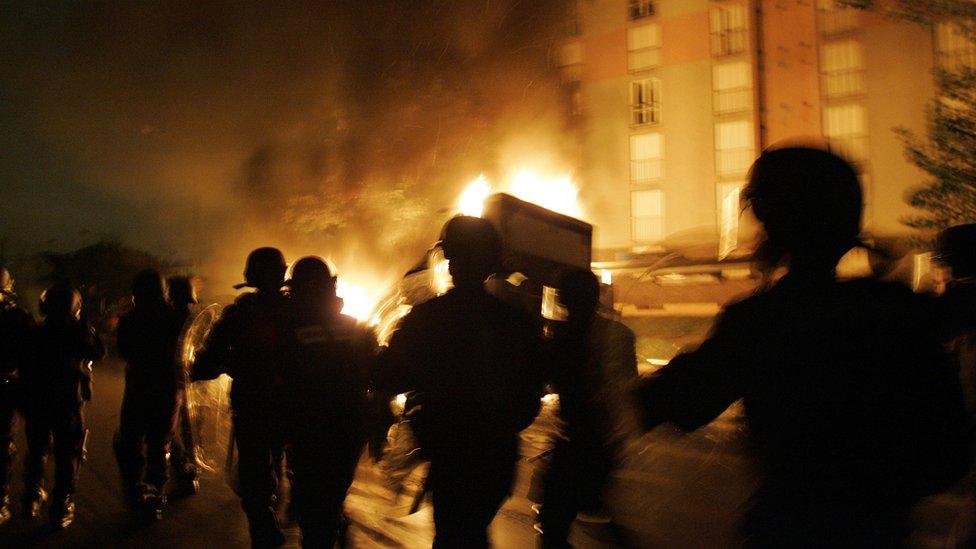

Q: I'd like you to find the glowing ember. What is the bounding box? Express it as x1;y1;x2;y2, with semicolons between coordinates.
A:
336;279;378;322
508;170;582;218
458;175;492;217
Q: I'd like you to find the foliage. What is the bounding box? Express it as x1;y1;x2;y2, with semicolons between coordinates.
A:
41;241;171;321
840;0;976;241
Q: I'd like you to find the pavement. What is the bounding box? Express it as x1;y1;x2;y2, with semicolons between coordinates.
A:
0;356;969;548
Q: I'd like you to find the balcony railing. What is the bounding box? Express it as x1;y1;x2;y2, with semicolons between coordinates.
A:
632;216;663;242
631;159;663;182
629;0;655;20
711;29;747;57
822;69;865;98
716;147;755;177
631;103;661;126
714;87;752;114
628;48;661;72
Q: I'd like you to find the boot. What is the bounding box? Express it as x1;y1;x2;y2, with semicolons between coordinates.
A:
23;487;47;519
48;494;74;529
138;484;166;522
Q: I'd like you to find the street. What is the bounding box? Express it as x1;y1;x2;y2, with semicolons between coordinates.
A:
0;355;968;548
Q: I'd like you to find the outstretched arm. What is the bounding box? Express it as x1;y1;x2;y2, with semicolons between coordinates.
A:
634;307;750;431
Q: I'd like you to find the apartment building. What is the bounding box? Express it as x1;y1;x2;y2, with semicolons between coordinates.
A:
557;0;974;259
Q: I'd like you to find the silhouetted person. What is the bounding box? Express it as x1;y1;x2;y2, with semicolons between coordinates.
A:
194;247;290;548
280;257;377;547
536;268;636;548
115;269;183;519
167;275;200;496
21;283;104;529
935;224;976;548
0;267;33;524
377;216;545;548
634;147;971;547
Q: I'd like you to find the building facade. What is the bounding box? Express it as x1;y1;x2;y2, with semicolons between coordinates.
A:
558;0;974;259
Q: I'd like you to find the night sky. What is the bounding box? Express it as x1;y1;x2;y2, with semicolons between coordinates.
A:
0;1;570;289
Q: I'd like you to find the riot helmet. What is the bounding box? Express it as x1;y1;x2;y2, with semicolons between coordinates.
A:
936;224;976;280
743;147;862;270
39;282;82;321
234;247;287;291
438;216;502;287
558;268;600;323
168;275;198;306
132;269;167;308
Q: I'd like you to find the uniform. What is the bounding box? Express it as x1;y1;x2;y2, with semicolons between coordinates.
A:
0;296;32;519
195;289;290;546
281;298;377;547
378;285;544;547
636;275;971;546
115;300;183;500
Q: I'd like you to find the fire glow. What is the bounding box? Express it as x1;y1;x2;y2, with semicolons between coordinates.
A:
457;170;583;220
336;279;381;322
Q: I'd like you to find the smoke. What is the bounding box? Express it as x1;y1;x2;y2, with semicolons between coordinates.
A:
0;0;572;293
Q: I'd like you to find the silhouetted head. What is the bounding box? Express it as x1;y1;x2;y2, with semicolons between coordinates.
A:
287;256;342;315
559;268;600;324
439;216;502;289
39;282;82;321
744;147;862;273
236;247;287;293
0;266;13;300
167;276;198;307
132;269;167;308
937;224;976;280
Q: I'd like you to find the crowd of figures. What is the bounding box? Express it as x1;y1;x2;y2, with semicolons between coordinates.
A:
0;146;975;548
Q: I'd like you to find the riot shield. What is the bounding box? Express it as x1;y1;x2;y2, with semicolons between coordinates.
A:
179;304;235;478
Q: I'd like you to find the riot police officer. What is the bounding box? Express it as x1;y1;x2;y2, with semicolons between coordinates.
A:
194;247;290;547
0;267;33;523
281;256;377;547
21;282;104;529
115;270;183;518
377;216;545;548
167;275;200;496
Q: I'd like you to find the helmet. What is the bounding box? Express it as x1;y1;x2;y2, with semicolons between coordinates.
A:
39;282;82;320
0;267;13;297
287;256;335;291
234;247;287;290
936;224;976;279
744;147;862;264
167;276;198;305
439;216;502;266
132;269;167;307
558;268;600;318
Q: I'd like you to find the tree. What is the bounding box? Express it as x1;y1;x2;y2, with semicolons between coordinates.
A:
42;241;171;322
840;0;976;239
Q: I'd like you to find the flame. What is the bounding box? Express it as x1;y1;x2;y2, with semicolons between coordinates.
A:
458;175;492;217
508;170;582;218
335;279;379;322
455;170;583;220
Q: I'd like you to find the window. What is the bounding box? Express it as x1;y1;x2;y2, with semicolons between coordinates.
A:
823;104;868;165
631;79;661;126
628;25;662;72
713;61;752;114
821;40;865;98
557;42;583;82
629;0;655;20
715;121;754;176
818;0;858;36
632;189;664;242
710;4;747;57
937;22;976;72
717;182;743;258
630;133;664;182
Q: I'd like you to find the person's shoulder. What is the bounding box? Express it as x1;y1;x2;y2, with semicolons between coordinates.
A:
596;315;635;341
